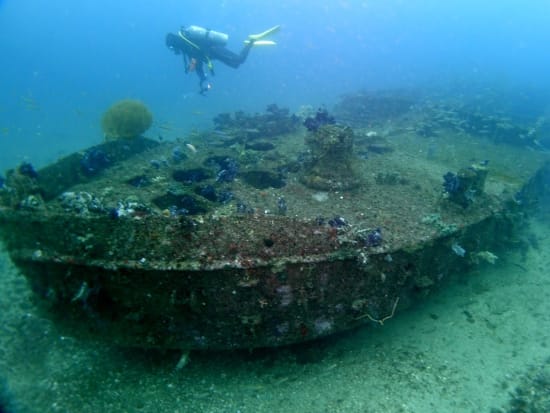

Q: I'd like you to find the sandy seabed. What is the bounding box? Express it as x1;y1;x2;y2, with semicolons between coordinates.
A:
0;217;549;413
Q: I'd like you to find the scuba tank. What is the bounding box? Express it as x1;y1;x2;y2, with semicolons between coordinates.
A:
182;25;228;46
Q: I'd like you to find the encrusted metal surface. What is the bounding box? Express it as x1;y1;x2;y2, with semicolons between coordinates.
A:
0;96;547;349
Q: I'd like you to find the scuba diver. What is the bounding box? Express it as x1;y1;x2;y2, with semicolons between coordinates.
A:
166;25;280;95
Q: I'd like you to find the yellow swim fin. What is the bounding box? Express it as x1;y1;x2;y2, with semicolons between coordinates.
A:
248;25;281;41
244;40;277;46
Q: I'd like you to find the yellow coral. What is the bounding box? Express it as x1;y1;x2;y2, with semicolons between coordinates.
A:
101;99;153;140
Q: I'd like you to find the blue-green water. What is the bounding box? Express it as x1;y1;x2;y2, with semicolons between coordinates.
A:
1;1;550;412
2;0;550;170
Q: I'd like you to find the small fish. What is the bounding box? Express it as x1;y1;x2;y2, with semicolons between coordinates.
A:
23;103;40;111
20;95;40;110
451;242;466;257
185;143;197;153
213;129;232;139
20;95;36;104
157;124;173;131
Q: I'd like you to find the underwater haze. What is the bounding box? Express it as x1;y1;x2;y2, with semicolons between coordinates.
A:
2;1;550;413
1;0;550;168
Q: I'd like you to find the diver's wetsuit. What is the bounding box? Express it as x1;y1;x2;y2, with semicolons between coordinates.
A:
166;32;254;94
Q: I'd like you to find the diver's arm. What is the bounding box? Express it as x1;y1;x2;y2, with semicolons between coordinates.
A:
183;54;189;73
